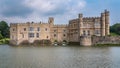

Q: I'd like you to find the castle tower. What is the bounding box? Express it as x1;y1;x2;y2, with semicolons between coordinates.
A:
78;13;83;36
101;13;105;36
105;10;110;35
48;17;54;26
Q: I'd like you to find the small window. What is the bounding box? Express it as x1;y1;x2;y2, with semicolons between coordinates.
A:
24;28;26;31
54;30;56;32
54;34;56;37
63;30;66;32
22;34;24;38
63;34;66;37
29;27;34;31
13;28;15;31
88;30;90;35
45;28;47;31
83;31;86;36
95;30;100;34
37;27;40;31
46;36;49;39
28;33;34;38
36;33;39;38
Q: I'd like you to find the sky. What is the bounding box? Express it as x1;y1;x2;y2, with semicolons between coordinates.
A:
0;0;120;25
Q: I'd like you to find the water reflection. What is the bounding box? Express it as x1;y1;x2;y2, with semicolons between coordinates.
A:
0;45;120;68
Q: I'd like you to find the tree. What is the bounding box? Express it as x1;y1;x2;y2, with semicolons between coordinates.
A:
0;21;10;38
110;23;120;35
0;31;3;39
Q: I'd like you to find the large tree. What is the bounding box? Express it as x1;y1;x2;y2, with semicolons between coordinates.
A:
110;23;120;35
0;31;3;39
0;21;10;38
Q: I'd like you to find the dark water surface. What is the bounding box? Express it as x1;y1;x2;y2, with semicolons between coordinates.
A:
0;45;120;68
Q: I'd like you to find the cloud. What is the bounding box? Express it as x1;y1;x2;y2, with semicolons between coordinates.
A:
24;0;86;16
0;0;33;17
0;0;86;24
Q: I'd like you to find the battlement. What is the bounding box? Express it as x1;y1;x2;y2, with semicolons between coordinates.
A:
54;24;68;27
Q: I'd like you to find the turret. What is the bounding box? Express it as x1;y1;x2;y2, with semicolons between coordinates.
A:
105;10;110;35
48;17;54;25
79;13;83;18
78;13;83;36
101;13;105;36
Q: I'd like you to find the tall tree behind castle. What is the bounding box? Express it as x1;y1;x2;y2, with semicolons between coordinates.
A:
0;21;10;38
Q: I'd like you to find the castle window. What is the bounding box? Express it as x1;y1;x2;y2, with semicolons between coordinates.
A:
22;34;24;38
54;30;56;32
36;33;39;38
29;27;34;31
37;27;40;31
45;28;47;31
63;30;66;32
46;36;49;39
88;30;90;35
13;28;15;31
83;31;86;36
54;34;56;37
63;34;66;37
94;22;100;28
95;30;100;34
24;28;26;31
28;33;34;38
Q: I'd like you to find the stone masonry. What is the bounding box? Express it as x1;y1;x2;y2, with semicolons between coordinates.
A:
10;10;110;46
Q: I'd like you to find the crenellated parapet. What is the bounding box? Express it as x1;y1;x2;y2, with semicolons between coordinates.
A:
53;24;68;28
83;17;100;22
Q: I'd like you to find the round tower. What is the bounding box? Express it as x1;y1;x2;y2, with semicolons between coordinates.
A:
78;13;83;36
101;13;105;36
105;10;110;35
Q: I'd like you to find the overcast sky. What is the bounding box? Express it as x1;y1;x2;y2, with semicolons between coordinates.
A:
0;0;120;25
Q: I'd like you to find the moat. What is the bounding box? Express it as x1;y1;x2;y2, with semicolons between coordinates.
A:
0;45;120;68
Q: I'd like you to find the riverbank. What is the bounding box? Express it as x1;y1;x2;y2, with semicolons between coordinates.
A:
94;44;120;47
0;38;9;45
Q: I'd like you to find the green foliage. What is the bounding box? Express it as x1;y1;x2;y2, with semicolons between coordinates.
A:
0;33;3;39
110;23;120;35
54;40;58;43
110;32;119;36
0;38;10;45
0;21;10;38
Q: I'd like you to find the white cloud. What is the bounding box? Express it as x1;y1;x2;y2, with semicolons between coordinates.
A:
24;0;86;15
0;0;86;24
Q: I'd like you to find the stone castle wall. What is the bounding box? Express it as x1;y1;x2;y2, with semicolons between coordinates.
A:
80;36;92;46
10;10;110;46
79;36;120;46
92;36;120;45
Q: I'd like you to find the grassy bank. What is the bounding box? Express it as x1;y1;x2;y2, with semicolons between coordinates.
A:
0;38;10;45
94;44;120;47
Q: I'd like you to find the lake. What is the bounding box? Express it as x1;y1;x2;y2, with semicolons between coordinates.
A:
0;45;120;68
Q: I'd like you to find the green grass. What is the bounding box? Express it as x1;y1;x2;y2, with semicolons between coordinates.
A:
110;32;119;36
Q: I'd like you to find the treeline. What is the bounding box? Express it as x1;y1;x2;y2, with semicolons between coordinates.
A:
0;21;9;39
0;21;9;44
110;23;120;35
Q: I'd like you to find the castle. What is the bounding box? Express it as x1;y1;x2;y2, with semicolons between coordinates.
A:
10;10;110;46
